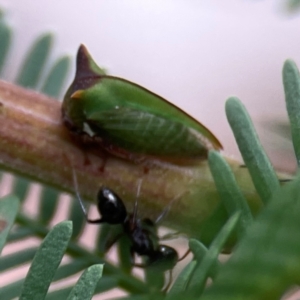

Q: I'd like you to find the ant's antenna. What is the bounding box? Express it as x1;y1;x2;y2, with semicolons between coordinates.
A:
155;190;189;224
72;168;89;219
133;179;143;222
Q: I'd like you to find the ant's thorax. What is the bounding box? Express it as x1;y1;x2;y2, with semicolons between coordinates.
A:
123;213;158;256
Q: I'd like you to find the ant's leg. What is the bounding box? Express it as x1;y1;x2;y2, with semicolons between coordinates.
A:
132;179;143;223
72;167;104;224
240;165;292;182
86;218;104;224
154;195;178;224
162;270;173;293
178;248;191;261
160;249;190;292
155;205;170;224
279;178;292;183
129;248;138;266
158;231;188;241
128;248;149;269
132;261;148;268
239;164;292;184
103;231;124;253
155;190;189;225
133;263;147;268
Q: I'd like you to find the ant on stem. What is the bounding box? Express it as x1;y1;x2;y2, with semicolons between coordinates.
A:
72;172;190;290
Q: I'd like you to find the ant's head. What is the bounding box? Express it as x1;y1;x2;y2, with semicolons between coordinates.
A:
148;245;179;272
97;187;127;224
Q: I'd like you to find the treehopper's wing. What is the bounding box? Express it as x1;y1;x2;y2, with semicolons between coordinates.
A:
86;107;213;158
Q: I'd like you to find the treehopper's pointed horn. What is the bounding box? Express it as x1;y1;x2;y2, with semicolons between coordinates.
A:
75;44;106;79
75;44;97;79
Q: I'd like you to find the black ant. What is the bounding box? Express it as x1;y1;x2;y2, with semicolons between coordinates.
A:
73;174;189;290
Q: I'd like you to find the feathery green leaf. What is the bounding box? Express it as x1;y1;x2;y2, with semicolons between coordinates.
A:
67;264;103;300
0;195;19;253
41;56;70;98
283;59;300;166
208;150;253;237
0;19;11;75
226;97;279;204
186;212;240;295
19;221;72;300
16;34;52;88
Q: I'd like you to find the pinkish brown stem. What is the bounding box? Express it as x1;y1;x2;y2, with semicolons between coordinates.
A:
0;80;264;242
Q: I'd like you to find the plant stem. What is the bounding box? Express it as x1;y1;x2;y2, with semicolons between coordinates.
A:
0;80;288;242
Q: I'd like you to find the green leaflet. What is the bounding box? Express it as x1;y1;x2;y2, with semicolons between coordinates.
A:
66;264;103;300
186;213;240;295
16;34;52;88
225;97;280;205
19;221;72;300
283;59;300;166
46;276;118;300
167;260;197;298
208;151;253;237
0;17;11;75
41;56;70;98
0;195;19;253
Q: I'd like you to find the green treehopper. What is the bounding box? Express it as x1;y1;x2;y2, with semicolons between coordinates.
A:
62;45;222;166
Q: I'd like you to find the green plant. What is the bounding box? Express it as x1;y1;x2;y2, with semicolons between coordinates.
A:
1;9;300;300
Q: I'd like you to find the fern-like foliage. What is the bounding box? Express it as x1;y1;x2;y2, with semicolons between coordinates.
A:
1;8;300;300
